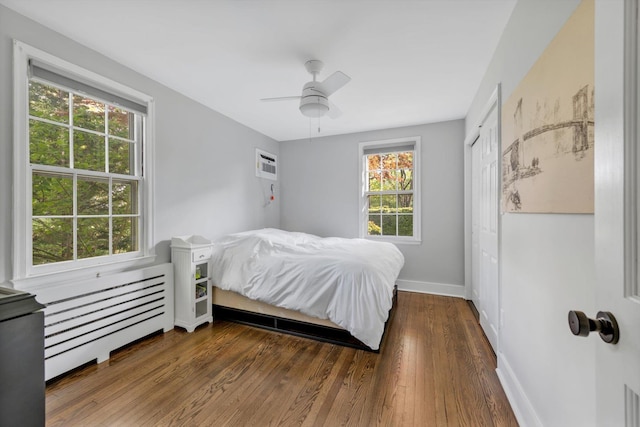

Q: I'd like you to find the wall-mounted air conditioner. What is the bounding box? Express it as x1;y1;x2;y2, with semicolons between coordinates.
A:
256;148;277;181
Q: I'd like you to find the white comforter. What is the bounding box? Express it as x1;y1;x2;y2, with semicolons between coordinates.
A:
210;228;404;350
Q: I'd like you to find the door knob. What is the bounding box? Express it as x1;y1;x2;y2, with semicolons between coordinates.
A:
568;310;619;344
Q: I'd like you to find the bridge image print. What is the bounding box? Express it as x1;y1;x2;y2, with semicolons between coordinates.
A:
502;85;594;212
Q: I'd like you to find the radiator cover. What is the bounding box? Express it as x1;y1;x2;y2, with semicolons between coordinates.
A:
31;263;174;381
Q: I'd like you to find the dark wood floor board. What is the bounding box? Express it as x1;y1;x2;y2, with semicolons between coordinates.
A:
155;326;299;425
46;339;184;426
462;318;519;427
103;325;264;426
209;337;321;426
300;346;357;426
321;345;378;425
361;292;410;426
445;298;497;427
49;323;262;426
45;292;518;426
410;291;438;426
431;296;461;426
274;343;345;426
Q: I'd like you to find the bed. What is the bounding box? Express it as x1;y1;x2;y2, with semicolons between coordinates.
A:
209;228;404;351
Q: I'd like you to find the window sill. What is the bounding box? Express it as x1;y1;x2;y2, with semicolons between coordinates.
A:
362;236;422;245
11;254;157;292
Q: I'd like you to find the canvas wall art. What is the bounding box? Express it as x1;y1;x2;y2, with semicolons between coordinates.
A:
501;0;594;213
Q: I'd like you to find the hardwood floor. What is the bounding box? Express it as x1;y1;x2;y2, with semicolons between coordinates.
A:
46;292;518;426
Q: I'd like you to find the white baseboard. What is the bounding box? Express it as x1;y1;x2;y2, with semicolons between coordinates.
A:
396;279;465;298
496;352;543;427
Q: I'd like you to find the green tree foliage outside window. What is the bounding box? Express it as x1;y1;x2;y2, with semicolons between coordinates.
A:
366;151;414;237
29;81;141;266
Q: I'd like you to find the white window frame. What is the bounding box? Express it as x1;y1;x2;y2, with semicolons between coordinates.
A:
358;136;421;244
12;41;156;289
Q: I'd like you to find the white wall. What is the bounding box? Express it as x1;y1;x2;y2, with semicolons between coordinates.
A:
466;1;598;425
280;120;466;296
0;5;280;284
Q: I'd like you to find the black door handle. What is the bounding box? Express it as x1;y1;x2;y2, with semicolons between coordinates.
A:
568;310;619;344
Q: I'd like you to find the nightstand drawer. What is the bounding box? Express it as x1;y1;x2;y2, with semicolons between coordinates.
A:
192;247;212;262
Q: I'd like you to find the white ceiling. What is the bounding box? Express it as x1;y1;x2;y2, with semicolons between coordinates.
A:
0;0;516;142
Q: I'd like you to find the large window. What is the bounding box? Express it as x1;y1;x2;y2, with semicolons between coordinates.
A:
359;137;421;243
14;42;154;281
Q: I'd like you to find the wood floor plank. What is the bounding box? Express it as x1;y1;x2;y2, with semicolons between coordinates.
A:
447;298;497;427
277;344;344;425
361;293;409;426
173;327;288;423
462;318;519;427
45;292;518;426
96;324;264;426
300;346;356;426
411;291;438;426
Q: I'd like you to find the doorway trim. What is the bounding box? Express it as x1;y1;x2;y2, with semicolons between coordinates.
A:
464;84;502;305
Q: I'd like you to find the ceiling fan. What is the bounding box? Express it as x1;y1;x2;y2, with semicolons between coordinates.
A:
261;60;351;118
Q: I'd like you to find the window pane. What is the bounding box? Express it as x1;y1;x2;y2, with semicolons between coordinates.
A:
29;120;70;167
109;139;133;175
368;215;381;236
113;217;138;254
108;106;133;139
382;170;397;191
381;194;397;213
398;215;413;236
77;217;109;259
398;169;413;191
74;130;105;171
32;218;73;265
398;151;413;169
32;172;73;216
381;215;397;236
368;195;381;213
73;95;105;132
366;154;381;172
398;194;413;213
29;81;69;123
113;180;138;215
382;153;397;170
77;176;109;215
367;172;381;191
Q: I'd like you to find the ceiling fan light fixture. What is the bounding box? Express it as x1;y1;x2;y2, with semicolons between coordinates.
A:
262;60;349;119
299;96;329;118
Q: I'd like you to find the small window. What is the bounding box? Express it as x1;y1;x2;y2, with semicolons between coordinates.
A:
359;137;421;243
14;41;154;281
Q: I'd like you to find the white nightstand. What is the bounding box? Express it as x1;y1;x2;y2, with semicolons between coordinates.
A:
171;235;213;332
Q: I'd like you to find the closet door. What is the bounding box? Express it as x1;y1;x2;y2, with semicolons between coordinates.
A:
475;104;500;352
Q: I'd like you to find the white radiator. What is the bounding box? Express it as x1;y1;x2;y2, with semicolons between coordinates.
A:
33;263;174;381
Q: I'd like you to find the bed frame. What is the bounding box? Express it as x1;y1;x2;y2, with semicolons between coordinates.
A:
212;285;398;353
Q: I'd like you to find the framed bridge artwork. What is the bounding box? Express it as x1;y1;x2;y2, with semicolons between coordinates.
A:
501;0;594;214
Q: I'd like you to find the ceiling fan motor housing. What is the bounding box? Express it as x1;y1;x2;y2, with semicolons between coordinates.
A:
299;81;329;117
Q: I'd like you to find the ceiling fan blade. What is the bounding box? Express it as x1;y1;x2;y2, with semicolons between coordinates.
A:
261;96;301;102
327;100;342;119
317;71;351;97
